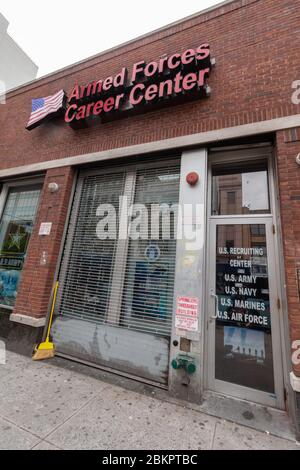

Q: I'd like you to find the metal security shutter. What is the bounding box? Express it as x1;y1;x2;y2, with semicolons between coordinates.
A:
52;161;180;385
120;165;180;337
58;172;126;322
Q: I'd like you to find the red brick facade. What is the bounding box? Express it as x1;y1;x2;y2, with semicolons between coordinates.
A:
0;0;299;381
277;129;300;376
13;167;75;320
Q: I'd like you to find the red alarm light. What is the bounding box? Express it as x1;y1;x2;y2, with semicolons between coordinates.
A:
186;172;199;186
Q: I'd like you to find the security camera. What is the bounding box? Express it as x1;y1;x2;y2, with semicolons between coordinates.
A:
296;154;300;165
48;182;59;193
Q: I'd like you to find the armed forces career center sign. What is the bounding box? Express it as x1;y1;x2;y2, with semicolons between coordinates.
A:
26;43;214;130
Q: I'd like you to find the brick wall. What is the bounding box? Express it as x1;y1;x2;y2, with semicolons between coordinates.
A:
0;0;299;171
276;128;300;377
13;167;75;319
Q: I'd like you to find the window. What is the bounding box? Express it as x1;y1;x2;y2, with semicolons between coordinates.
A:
251;224;266;236
0;185;41;307
121;165;180;335
53;163;180;384
212;161;270;216
59;172;126;321
58;163;181;337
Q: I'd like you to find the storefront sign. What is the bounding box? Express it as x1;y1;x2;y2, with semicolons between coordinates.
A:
65;44;212;127
26;44;213;131
175;296;199;332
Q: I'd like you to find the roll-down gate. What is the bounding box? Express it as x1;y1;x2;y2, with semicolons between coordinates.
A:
52;161;180;384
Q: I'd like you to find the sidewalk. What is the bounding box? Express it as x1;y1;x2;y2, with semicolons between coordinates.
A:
0;350;299;450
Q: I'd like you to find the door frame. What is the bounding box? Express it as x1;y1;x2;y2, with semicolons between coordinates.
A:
207;217;284;408
0;178;44;220
204;146;285;409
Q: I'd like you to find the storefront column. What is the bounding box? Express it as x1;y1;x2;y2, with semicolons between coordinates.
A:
8;166;75;352
169;148;207;403
276;128;300;438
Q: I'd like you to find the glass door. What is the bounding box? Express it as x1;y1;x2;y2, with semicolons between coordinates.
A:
206;158;284;408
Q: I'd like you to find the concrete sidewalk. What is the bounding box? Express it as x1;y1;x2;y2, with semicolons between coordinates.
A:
0;350;299;450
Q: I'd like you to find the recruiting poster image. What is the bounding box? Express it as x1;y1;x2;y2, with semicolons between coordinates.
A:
1;220;31;255
0;269;21;307
131;261;169;320
224;326;265;359
0;220;30;306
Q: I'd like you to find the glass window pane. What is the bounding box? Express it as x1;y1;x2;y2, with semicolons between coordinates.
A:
0;186;41;307
212;161;270;215
120;165;180;336
215;224;274;393
59;173;126;322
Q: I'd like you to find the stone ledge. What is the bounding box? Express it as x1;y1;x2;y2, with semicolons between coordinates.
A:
9;313;46;328
290;372;300;393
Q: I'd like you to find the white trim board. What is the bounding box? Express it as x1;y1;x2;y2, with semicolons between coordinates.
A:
1;114;300;179
10;313;46;328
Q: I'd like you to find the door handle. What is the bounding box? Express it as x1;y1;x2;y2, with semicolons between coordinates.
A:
210;289;218;320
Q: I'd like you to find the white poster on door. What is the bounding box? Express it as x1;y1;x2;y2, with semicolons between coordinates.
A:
175;296;199;332
242;171;269;211
224;326;265;358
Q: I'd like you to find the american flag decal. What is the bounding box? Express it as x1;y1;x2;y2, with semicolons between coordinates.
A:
26;89;66;130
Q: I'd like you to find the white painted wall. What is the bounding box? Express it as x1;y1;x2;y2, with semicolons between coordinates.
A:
0;13;38;93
